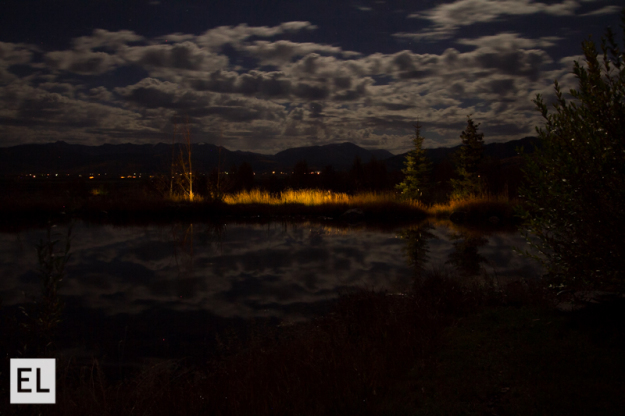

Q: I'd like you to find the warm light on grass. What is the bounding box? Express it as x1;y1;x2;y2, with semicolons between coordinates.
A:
168;193;204;203
429;192;514;216
160;188;514;221
223;189;511;214
223;189;427;209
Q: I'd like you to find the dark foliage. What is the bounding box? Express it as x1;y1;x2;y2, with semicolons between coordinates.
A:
396;123;432;201
519;9;625;291
451;116;485;199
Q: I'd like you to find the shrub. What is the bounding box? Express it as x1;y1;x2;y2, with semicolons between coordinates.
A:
520;10;625;291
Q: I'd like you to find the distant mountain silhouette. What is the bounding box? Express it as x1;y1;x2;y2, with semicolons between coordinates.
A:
366;148;394;160
274;142;380;170
0;137;539;175
384;136;540;171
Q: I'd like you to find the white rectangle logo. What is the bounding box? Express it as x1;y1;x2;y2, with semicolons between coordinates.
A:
10;359;56;404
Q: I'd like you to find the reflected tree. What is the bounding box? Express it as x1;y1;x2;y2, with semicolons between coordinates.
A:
446;231;488;278
20;222;72;356
399;221;435;279
171;222;225;299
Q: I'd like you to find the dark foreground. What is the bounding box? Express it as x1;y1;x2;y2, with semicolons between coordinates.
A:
2;273;624;416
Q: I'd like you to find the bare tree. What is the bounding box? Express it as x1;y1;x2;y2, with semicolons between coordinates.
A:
171;120;194;201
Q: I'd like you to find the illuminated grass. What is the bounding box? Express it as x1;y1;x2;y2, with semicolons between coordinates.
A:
224;189;427;209
167;193;205;203
428;193;516;217
222;189;514;220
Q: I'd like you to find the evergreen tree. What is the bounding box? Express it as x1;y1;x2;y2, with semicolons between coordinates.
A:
451;116;484;199
520;10;625;291
396;122;432;201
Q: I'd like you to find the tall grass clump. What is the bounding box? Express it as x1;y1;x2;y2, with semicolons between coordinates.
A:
428;192;514;218
224;189;422;208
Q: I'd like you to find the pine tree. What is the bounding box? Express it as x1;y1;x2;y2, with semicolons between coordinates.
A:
451;116;484;199
519;9;625;290
396;122;432;201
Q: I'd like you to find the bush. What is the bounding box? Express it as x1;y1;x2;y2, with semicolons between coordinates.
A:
520;10;625;291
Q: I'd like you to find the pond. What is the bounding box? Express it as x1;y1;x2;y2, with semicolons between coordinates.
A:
0;220;543;369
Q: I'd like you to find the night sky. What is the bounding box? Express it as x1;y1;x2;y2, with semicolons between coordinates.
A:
0;0;621;154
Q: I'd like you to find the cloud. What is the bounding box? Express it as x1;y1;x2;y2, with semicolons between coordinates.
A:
0;81;148;145
86;86;114;102
115;78;211;110
0;16;575;152
0;42;34;66
71;29;144;52
580;5;622;16
241;40;348;65
44;50;124;75
195;21;318;51
456;33;560;49
333;78;371;101
0;42;35;84
401;0;580;40
37;82;79;98
122;41;228;74
190;70;292;98
293;82;331;100
236;71;292;97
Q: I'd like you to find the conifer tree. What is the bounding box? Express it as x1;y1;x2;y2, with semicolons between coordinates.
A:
396;122;432;201
451;116;484;199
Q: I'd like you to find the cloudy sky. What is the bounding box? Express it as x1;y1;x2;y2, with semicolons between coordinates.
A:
0;0;621;154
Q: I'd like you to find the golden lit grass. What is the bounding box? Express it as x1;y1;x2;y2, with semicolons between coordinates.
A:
167;193;205;203
223;189;427;209
222;189;515;221
0;185;516;225
428;192;516;217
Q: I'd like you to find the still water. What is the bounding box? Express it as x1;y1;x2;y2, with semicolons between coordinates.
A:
0;220;543;363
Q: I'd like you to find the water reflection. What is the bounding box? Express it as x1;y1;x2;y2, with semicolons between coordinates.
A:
446;230;489;278
0;220;543;361
399;221;435;278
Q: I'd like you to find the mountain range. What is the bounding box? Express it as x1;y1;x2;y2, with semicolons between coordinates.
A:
0;137;539;175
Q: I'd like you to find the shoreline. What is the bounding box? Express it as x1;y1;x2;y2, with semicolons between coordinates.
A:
0;191;520;231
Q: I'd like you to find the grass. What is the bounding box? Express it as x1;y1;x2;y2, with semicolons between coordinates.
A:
220;189;517;225
3;269;623;416
429;192;513;214
223;189;425;209
410;305;625;415
223;189;512;218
